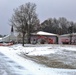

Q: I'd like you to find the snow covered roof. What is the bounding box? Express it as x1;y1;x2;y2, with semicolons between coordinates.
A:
2;34;17;39
2;35;10;39
0;38;2;40
0;38;2;42
37;31;58;36
61;33;76;37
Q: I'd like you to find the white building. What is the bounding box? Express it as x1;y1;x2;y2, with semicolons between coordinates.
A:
0;25;17;43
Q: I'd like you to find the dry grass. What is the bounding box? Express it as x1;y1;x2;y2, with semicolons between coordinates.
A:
21;50;76;69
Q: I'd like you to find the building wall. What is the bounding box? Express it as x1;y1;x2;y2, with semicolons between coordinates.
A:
59;35;76;44
2;34;17;43
30;35;57;44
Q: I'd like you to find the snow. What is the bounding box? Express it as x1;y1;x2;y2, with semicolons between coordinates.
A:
0;38;2;42
0;38;2;40
0;44;76;75
37;31;58;36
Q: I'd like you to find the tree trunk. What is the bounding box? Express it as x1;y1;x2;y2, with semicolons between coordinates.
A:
27;25;31;44
27;32;31;44
22;33;25;46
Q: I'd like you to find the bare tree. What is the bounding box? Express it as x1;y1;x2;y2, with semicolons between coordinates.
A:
10;2;40;46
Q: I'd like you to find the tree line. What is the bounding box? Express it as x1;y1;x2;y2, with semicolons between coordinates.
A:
40;17;76;35
10;2;76;46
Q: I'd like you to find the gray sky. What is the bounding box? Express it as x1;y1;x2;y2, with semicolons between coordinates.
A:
0;0;76;35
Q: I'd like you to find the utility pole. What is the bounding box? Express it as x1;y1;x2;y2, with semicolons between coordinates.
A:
69;25;73;44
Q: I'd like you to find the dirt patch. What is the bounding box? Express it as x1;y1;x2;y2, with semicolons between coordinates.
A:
20;49;76;69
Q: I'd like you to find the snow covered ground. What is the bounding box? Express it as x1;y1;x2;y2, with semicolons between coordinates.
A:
0;44;76;75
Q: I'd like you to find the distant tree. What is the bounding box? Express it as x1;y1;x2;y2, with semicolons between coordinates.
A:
73;23;76;33
10;2;40;46
41;18;57;33
52;18;59;34
3;35;6;37
40;17;76;35
58;17;68;34
0;35;3;37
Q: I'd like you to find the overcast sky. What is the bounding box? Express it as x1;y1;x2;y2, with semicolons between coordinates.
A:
0;0;76;35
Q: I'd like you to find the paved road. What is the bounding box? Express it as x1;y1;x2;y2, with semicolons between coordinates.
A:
0;52;33;75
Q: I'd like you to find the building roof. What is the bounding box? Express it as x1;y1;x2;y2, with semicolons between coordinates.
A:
31;31;58;36
61;33;76;37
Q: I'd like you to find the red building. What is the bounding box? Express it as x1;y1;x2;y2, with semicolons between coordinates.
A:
31;31;58;44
